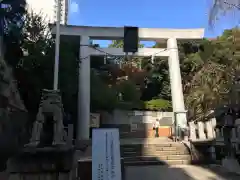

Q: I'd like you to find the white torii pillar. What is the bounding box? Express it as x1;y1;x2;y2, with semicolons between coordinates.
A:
167;38;187;129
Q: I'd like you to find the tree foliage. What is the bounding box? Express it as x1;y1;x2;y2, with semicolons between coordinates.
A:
107;40;172;110
183;29;240;120
0;0;26;34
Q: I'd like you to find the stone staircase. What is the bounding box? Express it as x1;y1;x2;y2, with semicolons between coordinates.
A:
120;141;192;166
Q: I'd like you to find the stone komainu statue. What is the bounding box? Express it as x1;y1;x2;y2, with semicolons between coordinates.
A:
28;89;66;147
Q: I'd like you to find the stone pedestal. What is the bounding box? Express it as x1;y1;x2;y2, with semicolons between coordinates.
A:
7;147;74;180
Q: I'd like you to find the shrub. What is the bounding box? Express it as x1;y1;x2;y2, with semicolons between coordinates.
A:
144;99;172;111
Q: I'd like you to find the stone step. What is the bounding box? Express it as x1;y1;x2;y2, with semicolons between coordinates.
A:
156;155;191;160
123;156;191;166
143;143;186;147
122;153;191;160
122;143;188;149
122;146;189;152
120;141;191;166
122;142;186;148
122;150;190;157
151;147;186;151
144;148;189;153
122;148;189;154
165;159;191;165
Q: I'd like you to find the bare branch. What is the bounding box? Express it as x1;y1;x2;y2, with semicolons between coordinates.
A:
209;0;240;28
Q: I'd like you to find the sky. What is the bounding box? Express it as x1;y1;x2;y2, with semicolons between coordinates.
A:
68;0;239;45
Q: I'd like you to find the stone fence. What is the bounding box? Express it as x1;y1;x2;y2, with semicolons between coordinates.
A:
188;111;240;162
189;114;217;142
189;113;240;144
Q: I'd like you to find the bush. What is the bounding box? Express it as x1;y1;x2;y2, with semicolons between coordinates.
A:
144;99;172;111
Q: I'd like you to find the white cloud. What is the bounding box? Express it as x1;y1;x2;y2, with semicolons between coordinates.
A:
70;1;79;13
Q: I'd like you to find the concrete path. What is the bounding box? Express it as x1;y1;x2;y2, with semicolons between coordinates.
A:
125;165;240;180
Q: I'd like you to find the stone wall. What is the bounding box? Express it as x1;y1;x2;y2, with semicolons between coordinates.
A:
101;110;174;125
100;110;174;138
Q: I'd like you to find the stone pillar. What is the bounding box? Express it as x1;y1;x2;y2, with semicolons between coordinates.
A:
78;36;90;140
211;117;217;138
237;126;240;140
206;120;214;139
197;121;206;140
209;146;216;161
189;121;196;140
232;128;237;142
215;128;220;138
167;38;187;129
67;124;74;146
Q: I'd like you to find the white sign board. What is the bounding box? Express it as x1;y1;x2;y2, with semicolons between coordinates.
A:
92;128;122;180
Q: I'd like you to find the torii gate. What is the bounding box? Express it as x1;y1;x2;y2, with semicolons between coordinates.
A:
51;25;204;140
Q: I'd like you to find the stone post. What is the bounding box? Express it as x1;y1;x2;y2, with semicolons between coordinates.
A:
189;121;196;141
209;146;216;161
197;121;206;140
232;128;237;143
206;120;214;139
67;124;73;146
211;117;217;138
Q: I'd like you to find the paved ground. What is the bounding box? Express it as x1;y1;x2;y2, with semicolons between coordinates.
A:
125;165;240;180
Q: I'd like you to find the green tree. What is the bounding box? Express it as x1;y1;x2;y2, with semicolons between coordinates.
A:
108;40;144;48
91;69;118;112
0;0;26;60
3;10;80;125
184;29;240;120
108;40;172;109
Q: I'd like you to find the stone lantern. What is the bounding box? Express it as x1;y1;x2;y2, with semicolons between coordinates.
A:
221;69;240;172
222;107;235;157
